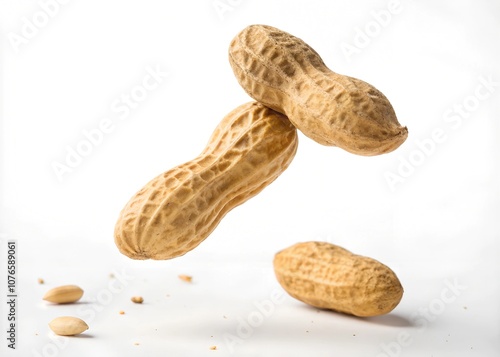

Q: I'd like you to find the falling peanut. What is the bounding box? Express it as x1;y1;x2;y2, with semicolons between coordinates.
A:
114;102;298;260
229;24;408;156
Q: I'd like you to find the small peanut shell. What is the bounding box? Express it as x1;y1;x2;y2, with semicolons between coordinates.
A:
229;24;408;156
48;316;89;336
43;285;84;304
273;241;403;317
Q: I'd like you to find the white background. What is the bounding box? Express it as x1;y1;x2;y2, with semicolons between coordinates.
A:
1;0;499;356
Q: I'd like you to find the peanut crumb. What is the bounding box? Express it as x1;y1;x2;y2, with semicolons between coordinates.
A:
209;345;217;350
134;342;140;346
131;296;144;304
119;310;125;315
37;278;44;284
178;274;192;283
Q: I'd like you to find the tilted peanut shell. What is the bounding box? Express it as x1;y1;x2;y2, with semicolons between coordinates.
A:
229;24;408;156
114;102;298;260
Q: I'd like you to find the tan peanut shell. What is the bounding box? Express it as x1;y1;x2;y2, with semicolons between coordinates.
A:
48;316;89;336
114;102;298;260
43;285;84;304
229;24;408;156
274;241;403;317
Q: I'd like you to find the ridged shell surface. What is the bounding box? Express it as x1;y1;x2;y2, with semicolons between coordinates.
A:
274;241;403;316
115;102;298;260
229;24;408;156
